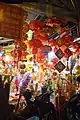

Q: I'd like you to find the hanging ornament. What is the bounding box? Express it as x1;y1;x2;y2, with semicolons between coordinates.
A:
60;45;67;52
54;61;65;73
42;25;54;36
64;48;72;58
36;35;48;45
55;26;61;34
56;38;63;47
32;47;38;54
28;39;43;49
53;72;57;76
55;48;64;59
29;20;45;30
20;64;26;69
17;49;22;61
22;51;29;57
62;35;73;46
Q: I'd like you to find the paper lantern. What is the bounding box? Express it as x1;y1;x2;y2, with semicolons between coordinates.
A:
20;64;26;69
46;17;60;27
62;35;73;46
20;69;25;74
37;53;45;59
17;50;22;61
23;51;29;57
53;72;57;76
34;39;43;48
64;48;72;58
49;39;57;46
10;50;17;57
55;27;61;34
29;20;45;30
32;48;38;54
42;25;54;36
29;39;43;48
56;38;63;47
36;35;48;45
60;45;67;52
39;31;48;38
18;42;27;51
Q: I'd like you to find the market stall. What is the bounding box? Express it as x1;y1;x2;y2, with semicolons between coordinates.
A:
0;9;80;111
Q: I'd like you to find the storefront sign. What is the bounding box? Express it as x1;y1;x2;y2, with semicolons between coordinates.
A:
0;3;24;39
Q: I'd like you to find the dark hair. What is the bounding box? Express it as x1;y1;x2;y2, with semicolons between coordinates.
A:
77;76;80;83
0;75;2;80
0;75;3;88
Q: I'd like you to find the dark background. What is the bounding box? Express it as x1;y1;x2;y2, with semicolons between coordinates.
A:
0;0;39;3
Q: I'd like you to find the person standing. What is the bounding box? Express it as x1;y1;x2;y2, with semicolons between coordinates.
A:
0;75;9;120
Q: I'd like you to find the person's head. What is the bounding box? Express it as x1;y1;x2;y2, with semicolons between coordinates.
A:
77;76;80;83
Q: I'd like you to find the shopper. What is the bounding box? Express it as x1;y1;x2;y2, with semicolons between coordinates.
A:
0;75;9;120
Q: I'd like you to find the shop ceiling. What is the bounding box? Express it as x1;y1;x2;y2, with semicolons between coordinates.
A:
1;0;80;46
23;0;80;24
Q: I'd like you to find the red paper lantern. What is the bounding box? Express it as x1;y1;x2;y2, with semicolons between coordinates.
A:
53;72;57;76
23;51;29;56
11;50;17;57
62;35;73;46
49;39;57;46
60;45;67;52
29;20;45;30
64;48;72;58
17;50;22;61
37;53;45;59
32;47;38;54
29;39;43;48
36;35;48;45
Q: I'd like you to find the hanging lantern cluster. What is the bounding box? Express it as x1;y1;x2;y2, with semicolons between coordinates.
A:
12;16;30;61
10;15;79;72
